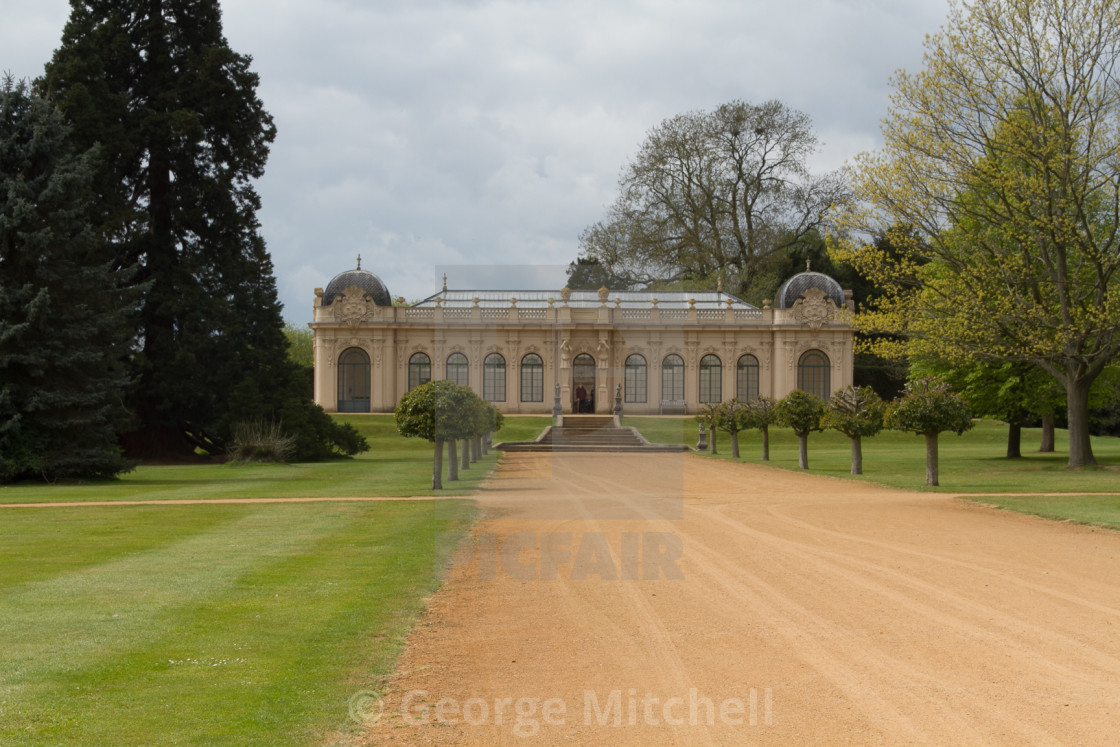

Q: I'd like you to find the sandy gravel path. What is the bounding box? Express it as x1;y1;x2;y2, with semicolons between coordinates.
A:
360;452;1120;746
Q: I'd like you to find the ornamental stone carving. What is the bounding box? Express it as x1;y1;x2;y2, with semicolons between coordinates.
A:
334;286;375;327
792;287;835;329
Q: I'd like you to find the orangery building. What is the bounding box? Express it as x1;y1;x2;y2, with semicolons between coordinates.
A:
311;263;855;415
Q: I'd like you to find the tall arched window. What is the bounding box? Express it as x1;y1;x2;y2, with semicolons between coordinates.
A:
483;353;506;402
798;350;831;399
661;354;684;402
520;353;543;402
736;354;760;400
624;354;647;403
446;352;469;386
407;352;431;391
699;354;722;403
338;348;371;412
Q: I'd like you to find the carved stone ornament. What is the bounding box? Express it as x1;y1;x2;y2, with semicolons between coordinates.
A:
334;286;374;327
792;287;835;329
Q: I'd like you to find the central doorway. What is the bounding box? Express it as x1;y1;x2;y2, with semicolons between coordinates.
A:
572;353;596;413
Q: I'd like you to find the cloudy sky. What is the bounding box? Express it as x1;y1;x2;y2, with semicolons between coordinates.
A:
4;0;950;324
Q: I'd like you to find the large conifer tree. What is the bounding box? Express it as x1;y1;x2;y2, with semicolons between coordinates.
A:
0;77;134;481
40;1;359;458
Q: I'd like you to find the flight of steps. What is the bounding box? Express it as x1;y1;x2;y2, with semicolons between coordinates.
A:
497;415;688;453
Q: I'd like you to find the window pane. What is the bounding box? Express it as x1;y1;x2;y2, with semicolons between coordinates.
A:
797;350;830;399
661;355;684;401
483;354;506;402
408;353;431;391
446;353;469;386
520;354;543;402
624;354;647;403
699;354;721;403
736;354;759;400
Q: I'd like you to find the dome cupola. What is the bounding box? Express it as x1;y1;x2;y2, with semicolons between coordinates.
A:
322;255;391;307
774;260;845;309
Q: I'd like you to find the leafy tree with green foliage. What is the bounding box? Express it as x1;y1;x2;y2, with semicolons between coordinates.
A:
283;324;314;368
395;380;485;489
821;386;885;475
565;257;633;291
0;77;135;482
39;0;347;461
714;399;750;458
910;357;1063;458
834;0;1120;468
579;99;848;295
745;396;777;461
776;390;826;469
885;377;974;487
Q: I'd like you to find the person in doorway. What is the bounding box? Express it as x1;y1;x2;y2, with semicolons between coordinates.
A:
575;384;588;413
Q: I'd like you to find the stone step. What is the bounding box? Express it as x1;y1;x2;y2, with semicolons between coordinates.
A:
496;422;689;453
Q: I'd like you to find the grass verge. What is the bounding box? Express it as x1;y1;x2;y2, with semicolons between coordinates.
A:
626;416;1120;530
0;500;477;745
0;414;553;505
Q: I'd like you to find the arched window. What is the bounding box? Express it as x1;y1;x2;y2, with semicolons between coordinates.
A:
624;354;647;403
338;348;371;413
520;353;543;402
736;354;760;401
798;350;831;399
699;354;722;403
661;354;684;402
407;352;430;391
446;352;469;386
483;353;506;402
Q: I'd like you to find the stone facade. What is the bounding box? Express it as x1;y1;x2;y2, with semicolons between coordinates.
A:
311;268;855;415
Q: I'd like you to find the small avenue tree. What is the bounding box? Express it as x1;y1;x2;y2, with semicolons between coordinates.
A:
699;403;721;454
885;377;974;487
714;399;750;458
821;386;885;475
746;397;778;460
395;380;484;490
776;390;826;469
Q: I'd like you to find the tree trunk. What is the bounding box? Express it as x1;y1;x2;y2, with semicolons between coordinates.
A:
432;439;443;490
481;434;489;455
447;440;459;481
761;427;769;461
1065;379;1096;468
925;432;939;487
850;436;862;475
1038;411;1055;453
730;431;739;458
798;434;808;469
709;427;718;455
460;439;470;471
1006;420;1022;459
472;436;481;461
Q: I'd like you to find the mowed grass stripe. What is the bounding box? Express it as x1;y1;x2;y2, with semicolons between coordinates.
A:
0;500;476;745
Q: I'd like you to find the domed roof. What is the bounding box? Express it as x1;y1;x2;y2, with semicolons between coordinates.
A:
774;270;845;310
322;259;391;307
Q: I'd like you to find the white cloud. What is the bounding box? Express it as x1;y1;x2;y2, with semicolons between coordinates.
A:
4;0;952;322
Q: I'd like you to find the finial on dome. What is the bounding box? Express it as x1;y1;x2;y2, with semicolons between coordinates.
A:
806;258;811;272
357;254;362;271
717;272;723;292
443;273;448;292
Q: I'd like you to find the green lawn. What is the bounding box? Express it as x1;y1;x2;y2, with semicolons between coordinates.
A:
626;415;1120;530
0;414;553;505
0;414;555;744
0;500;476;745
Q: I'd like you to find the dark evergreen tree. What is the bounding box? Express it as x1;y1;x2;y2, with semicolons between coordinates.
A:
0;77;134;481
41;1;364;459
